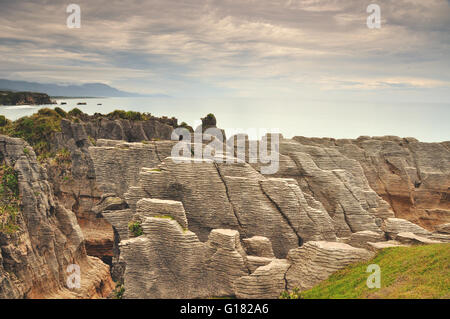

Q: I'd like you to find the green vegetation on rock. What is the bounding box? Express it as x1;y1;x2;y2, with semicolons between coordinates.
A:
0;115;8;127
177;121;194;132
288;244;450;299
0;164;20;234
54;148;71;166
153;215;174;220
280;287;302;299
67;107;84;117
201;113;216;128
112;282;125;299
1;108;62;155
0;107;181;160
128;220;143;237
107;110;151;121
54;107;68;118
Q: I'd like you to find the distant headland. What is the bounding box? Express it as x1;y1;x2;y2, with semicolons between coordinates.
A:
0;90;55;106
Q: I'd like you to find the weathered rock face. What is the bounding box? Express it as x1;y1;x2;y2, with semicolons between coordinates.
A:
89;140;176;196
290;136;450;230
0;135;113;298
234;259;290;299
395;232;442;245
84;134;449;299
382;217;450;243
117;157;338;258
436;223;450;234
269;139;395;236
383;217;431;238
285;241;374;291
344;230;387;250
44;117;178;266
57;117;175;145
119;216;249;298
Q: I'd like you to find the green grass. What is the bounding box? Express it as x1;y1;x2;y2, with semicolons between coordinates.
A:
297;244;449;299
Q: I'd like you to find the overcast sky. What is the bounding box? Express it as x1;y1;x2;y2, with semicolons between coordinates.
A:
0;0;449;101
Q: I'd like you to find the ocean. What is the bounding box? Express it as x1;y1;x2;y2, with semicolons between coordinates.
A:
0;97;449;142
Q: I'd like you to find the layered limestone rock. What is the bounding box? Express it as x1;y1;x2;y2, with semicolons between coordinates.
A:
285;241;374;291
274;139;394;236
117;155;339;258
395;232;442;245
367;240;407;251
57;117;175;144
382;217;431;238
0;135;113;298
436;223;450;234
242;236;275;258
234;259;290;299
345;230;387;250
120;217;249;298
89;140;176;196
381;218;450;242
44;115;177;265
84;134;449;299
136;198;188;230
291;136;450;230
235;241;375;298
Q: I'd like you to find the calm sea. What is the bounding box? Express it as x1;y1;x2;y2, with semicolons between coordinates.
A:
0;97;449;142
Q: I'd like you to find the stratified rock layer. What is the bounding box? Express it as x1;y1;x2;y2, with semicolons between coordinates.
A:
285;241;374;291
0;135;113;298
86;134;449;299
288;136;450;230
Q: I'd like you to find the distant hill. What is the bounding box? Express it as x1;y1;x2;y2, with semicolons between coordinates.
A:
0;79;168;98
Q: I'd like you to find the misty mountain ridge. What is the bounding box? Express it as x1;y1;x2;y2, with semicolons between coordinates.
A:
0;79;168;98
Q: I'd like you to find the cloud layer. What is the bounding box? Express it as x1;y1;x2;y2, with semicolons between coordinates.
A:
0;0;449;98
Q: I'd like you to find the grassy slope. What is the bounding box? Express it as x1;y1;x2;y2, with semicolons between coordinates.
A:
301;244;449;299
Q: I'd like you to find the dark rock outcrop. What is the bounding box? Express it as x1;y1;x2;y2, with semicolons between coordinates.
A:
0;91;55;106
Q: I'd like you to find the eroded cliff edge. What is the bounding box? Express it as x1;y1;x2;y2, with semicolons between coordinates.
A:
0;108;448;299
0;136;113;298
87;133;449;298
0;109;177;298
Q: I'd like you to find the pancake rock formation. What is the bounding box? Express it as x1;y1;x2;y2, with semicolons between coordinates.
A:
89;134;448;299
0;136;113;298
1;119;448;299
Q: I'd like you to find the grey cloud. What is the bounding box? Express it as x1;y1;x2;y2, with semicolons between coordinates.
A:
0;0;449;96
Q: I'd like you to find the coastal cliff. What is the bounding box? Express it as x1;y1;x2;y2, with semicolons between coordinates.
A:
0;91;55;106
0;135;113;298
0;108;448;299
89;134;449;298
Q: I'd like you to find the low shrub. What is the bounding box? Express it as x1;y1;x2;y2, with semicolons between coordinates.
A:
279;287;303;299
128;220;143;237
